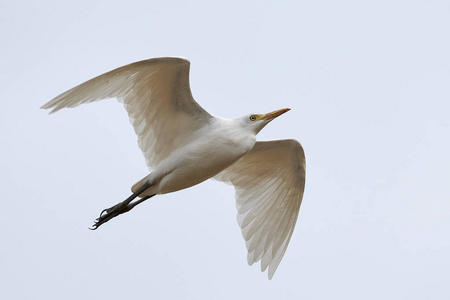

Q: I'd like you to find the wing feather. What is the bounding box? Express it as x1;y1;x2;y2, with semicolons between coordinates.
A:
215;139;306;279
41;57;212;169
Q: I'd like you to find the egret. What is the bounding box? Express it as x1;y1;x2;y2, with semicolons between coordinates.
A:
41;57;306;279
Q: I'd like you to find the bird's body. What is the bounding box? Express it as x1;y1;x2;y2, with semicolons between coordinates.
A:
136;116;256;196
42;57;306;279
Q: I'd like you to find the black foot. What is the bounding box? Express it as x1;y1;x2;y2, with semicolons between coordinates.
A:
90;201;131;230
89;194;155;230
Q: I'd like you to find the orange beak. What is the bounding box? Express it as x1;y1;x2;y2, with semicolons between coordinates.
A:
262;108;291;121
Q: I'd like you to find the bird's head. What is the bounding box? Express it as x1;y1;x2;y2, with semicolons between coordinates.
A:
240;108;291;134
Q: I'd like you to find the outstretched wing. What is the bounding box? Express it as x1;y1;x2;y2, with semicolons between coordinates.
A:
215;139;306;279
41;57;213;169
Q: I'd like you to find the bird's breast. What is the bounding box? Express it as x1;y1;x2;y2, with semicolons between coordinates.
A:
157;128;256;194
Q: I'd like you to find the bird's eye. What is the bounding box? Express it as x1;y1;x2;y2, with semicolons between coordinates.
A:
250;115;257;121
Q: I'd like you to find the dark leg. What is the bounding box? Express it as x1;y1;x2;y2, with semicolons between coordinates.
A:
90;182;156;230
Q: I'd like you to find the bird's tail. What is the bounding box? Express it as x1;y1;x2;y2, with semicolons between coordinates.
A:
131;174;157;198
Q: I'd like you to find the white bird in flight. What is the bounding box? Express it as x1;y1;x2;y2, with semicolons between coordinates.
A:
41;57;306;279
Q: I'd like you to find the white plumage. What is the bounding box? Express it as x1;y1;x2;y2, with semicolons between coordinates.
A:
42;57;306;279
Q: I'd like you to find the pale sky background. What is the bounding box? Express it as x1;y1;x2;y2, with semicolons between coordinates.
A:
1;1;449;299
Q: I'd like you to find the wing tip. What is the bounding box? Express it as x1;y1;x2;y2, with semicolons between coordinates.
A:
40;102;60;114
40;104;52;113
